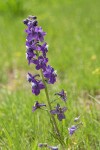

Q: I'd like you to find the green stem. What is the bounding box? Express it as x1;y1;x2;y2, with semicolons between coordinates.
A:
40;70;59;132
40;69;66;148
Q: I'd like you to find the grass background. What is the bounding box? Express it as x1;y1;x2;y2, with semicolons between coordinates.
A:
0;0;100;149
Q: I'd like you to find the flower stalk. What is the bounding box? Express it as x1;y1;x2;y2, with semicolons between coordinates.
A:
23;15;82;150
40;69;66;147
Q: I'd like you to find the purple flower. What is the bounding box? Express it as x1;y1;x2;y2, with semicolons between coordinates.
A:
38;42;48;57
32;56;48;70
27;73;34;82
43;65;57;84
55;89;67;102
31;80;45;95
23;16;38;32
23;16;37;26
26;47;36;64
50;104;67;121
27;73;45;95
26;26;46;43
26;19;38;28
32;101;46;112
27;73;40;82
26;39;37;49
26;28;36;42
68;125;77;135
33;26;46;42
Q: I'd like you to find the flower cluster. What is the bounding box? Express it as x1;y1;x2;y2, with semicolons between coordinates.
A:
24;15;67;121
23;15;57;95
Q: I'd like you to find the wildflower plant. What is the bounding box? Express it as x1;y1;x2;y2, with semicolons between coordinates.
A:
23;15;82;149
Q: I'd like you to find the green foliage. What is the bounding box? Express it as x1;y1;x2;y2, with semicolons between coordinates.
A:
0;0;25;16
0;0;100;149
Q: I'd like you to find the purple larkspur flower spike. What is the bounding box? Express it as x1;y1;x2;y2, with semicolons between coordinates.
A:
27;73;45;95
43;65;57;84
50;104;67;121
32;101;46;112
68;125;77;135
55;89;67;102
32;56;48;70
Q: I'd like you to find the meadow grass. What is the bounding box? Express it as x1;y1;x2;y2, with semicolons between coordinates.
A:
0;0;100;149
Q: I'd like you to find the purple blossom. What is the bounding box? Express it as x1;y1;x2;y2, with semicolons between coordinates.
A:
50;104;67;121
33;26;46;42
26;28;36;42
23;17;38;31
43;65;57;84
27;73;45;95
55;89;67;102
27;73;34;82
27;73;40;82
26;40;38;49
38;42;48;57
32;101;46;112
31;80;45;95
26;47;36;64
68;125;77;135
23;16;37;26
26;26;46;43
24;16;46;43
32;56;48;70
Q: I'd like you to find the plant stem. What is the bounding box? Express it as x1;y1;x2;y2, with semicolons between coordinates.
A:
40;70;59;131
40;69;66;148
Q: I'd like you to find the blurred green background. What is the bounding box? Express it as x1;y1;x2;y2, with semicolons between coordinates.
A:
0;0;100;149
